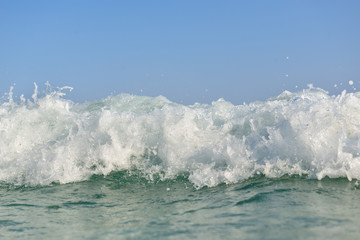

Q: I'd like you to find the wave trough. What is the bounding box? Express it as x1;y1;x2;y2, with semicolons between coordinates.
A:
1;85;360;188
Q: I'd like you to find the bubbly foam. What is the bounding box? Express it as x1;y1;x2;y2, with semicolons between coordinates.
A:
1;84;360;188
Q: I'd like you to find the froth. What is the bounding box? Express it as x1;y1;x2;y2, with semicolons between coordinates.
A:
1;85;360;188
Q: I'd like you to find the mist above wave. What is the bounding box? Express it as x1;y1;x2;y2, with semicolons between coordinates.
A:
1;83;360;188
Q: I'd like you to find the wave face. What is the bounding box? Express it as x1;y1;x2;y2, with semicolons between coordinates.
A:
1;86;360;188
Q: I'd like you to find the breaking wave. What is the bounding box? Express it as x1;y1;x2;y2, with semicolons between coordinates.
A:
1;83;360;188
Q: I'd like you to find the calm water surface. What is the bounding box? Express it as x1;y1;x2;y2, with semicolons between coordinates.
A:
1;173;359;240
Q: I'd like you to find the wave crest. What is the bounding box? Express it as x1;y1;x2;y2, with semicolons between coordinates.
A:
1;84;360;188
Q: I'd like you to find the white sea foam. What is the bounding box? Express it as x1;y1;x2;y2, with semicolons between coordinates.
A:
1;84;360;188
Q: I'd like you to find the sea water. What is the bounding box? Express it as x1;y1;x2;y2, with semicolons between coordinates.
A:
1;85;360;239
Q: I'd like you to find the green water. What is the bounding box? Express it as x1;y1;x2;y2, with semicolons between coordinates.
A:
1;173;360;239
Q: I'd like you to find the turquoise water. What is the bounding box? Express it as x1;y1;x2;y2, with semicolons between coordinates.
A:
1;173;360;239
2;85;360;239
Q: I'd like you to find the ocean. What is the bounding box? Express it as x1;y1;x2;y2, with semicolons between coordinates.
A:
1;85;360;239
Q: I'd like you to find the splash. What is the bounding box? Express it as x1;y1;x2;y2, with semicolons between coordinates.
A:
1;83;360;188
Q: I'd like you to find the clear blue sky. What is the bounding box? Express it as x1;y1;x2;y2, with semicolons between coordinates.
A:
1;0;359;104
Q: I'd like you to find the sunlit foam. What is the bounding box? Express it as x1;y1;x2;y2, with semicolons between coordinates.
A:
1;83;360;188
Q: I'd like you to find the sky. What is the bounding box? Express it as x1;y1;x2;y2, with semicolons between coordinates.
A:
1;0;359;105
